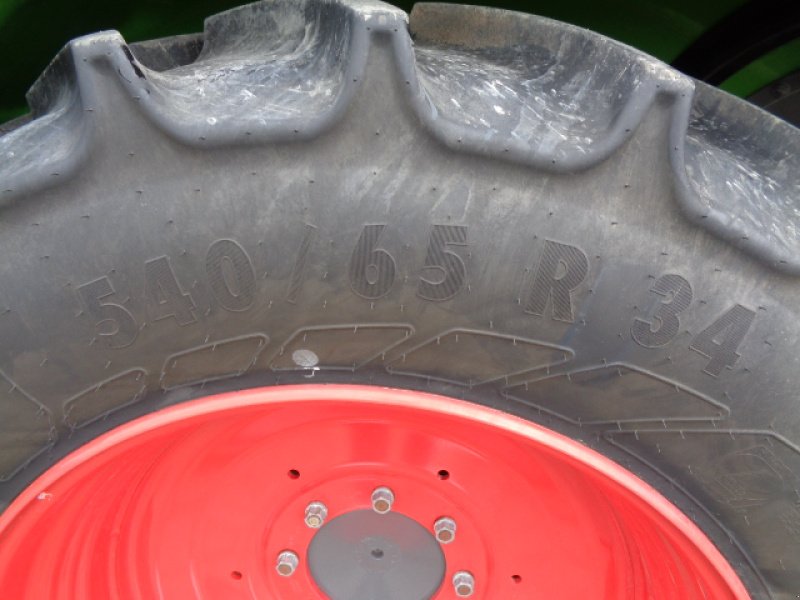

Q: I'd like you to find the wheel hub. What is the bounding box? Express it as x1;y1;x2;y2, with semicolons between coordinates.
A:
0;385;750;599
308;510;445;600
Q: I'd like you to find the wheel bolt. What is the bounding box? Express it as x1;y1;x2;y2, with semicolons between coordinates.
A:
304;501;328;529
275;551;299;577
453;571;475;597
371;486;395;514
434;517;457;544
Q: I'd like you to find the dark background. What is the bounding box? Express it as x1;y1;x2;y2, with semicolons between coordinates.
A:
0;0;798;125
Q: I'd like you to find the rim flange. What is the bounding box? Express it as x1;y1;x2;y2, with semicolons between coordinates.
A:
0;384;751;599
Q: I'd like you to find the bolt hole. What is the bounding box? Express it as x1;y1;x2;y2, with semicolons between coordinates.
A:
511;575;522;583
231;571;243;580
371;548;384;559
437;530;453;543
437;469;450;480
288;469;300;479
456;584;473;596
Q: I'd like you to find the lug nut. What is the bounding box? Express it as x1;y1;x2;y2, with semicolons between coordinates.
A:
304;501;328;529
275;551;299;577
371;486;395;514
453;571;475;597
434;517;457;544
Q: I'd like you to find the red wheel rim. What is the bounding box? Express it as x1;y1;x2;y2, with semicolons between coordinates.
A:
0;385;749;599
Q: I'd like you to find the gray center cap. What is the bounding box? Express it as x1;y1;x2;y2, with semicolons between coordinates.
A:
307;509;445;600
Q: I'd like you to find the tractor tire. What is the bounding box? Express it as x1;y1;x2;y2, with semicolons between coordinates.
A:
0;1;798;598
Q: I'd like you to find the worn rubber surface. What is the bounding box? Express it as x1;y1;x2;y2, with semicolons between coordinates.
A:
0;1;798;597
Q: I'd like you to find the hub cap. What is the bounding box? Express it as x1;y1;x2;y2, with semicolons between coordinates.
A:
308;510;445;599
0;385;750;599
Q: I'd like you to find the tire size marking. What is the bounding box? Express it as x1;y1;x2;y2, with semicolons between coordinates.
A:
631;274;693;348
144;256;197;326
206;239;256;312
76;277;139;349
525;240;588;323
349;224;396;300
286;224;317;304
417;225;468;302
632;273;755;376
689;304;756;376
74;227;757;377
